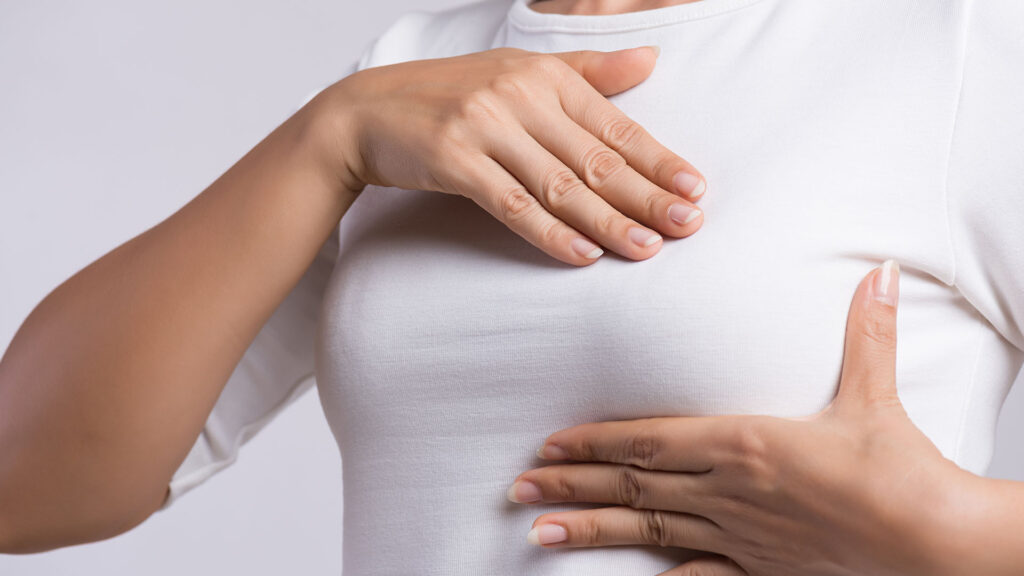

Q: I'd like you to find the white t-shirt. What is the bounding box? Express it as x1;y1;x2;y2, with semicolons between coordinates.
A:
163;0;1024;573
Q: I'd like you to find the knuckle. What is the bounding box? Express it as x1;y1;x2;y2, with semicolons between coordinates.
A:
615;466;646;508
457;89;504;125
624;429;661;469
497;185;537;224
580;146;627;189
536;220;563;248
593;210;620;238
859;312;897;348
575;439;597;462
489;71;532;101
638;510;671;547
730;418;769;469
435;118;469;151
551;473;578;501
574;514;603;545
650;152;684;182
424;165;450;193
640;187;664;219
541;169;585;211
525;52;566;77
600;116;645;152
730;418;780;492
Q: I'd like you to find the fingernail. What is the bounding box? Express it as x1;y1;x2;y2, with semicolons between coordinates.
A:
628;226;662;248
873;259;900;307
668;203;701;226
527;524;568;546
506;480;542;504
536;444;569;460
571;237;603;259
647;45;661;58
672;171;706;200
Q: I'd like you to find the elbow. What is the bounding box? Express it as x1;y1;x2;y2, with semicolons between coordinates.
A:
0;514;53;555
0;483;165;555
0;526;49;556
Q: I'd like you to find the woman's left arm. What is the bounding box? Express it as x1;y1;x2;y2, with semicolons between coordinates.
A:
508;261;1024;576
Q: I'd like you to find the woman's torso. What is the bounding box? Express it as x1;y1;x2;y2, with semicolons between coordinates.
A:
315;0;1024;573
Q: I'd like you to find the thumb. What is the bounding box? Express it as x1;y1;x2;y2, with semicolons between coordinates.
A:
834;259;901;410
553;45;660;96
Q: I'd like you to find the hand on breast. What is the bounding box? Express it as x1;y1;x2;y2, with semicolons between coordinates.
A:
325;45;706;265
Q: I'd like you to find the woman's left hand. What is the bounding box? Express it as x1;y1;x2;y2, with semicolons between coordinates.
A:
507;261;974;576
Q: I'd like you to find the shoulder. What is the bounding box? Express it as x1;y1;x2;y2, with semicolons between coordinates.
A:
358;0;514;70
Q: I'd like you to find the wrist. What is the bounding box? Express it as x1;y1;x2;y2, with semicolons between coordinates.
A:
916;469;1023;576
294;77;367;200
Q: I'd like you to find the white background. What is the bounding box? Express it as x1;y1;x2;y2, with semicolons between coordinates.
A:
1;1;1022;574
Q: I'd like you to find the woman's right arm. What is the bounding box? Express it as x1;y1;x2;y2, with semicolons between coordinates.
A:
0;45;705;553
0;82;362;553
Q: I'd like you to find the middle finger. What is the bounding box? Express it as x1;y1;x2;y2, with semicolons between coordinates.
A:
489;129;665;260
529;108;704;238
507;463;717;518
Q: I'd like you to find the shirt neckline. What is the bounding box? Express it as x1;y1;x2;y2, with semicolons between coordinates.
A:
508;0;767;34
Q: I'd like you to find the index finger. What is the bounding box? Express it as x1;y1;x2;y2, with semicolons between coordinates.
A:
558;72;707;202
537;416;731;472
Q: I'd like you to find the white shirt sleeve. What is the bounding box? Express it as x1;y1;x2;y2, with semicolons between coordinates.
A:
947;0;1024;353
157;4;461;508
160;229;340;509
159;61;358;509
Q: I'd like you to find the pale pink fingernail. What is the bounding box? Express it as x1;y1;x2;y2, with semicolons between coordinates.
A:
628;226;662;248
571;237;603;259
668;203;701;226
672;171;706;200
536;444;569;460
527;524;568;546
873;259;900;307
506;480;542;504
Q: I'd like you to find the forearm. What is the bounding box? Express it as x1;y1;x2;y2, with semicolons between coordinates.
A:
0;91;360;553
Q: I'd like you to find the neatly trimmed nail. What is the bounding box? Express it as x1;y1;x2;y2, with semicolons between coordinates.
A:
527;524;568;546
873;259;900;306
648;45;661;58
536;444;569;460
506;480;542;504
668;203;701;226
571;237;603;259
672;171;706;200
628;226;662;248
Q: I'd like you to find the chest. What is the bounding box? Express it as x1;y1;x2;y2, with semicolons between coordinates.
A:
316;4;966;437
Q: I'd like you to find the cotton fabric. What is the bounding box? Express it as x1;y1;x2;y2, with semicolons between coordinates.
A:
164;1;1024;574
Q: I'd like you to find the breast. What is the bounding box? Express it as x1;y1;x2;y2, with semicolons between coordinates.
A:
312;169;977;574
322;183;855;419
312;19;984;566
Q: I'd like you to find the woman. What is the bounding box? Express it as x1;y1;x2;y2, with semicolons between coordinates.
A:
1;0;1022;573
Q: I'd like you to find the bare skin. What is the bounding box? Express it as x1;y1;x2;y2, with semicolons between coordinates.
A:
0;46;703;553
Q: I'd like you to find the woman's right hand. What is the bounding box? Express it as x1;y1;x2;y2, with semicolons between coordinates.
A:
322;46;707;266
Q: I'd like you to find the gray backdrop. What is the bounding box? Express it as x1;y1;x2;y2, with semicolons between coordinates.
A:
1;1;1021;573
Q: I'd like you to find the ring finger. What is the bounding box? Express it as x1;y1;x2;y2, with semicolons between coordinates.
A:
489;129;665;261
508;463;716;517
525;506;729;556
529;109;703;238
